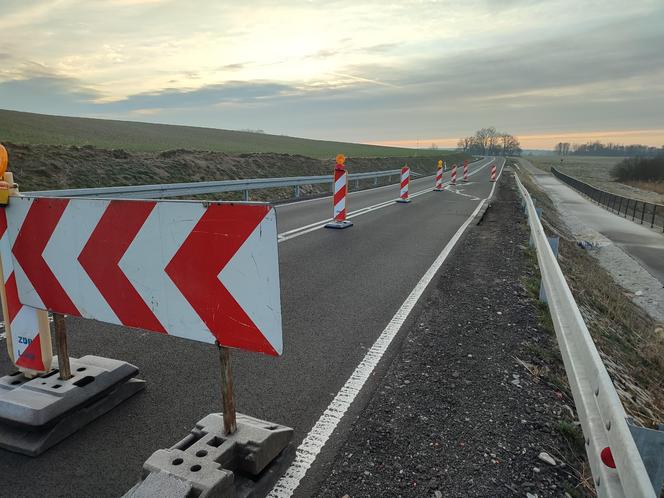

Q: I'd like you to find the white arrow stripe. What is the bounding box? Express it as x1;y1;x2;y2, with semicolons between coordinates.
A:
119;202;211;342
5;198;42;306
42;200;120;323
0;231;13;285
219;209;282;354
333;196;345;217
334;174;346;193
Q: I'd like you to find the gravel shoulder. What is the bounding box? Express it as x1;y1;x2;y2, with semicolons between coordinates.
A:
315;170;589;498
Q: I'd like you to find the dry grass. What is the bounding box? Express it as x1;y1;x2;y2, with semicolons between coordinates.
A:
522;155;664;205
625;180;664;195
516;163;664;428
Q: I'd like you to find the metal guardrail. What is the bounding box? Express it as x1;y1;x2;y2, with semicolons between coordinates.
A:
551;167;664;233
26;169;408;200
515;174;658;498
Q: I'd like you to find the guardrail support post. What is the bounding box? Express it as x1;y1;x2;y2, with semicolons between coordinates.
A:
632;200;638;221
651;205;657;228
216;342;237;435
373;177;378;186
242;190;249;202
355;180;359;190
54;313;72;380
294;185;300;198
539;237;559;303
628;421;664;495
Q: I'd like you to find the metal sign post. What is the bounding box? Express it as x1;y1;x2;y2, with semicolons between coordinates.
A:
217;342;237;435
53;313;71;380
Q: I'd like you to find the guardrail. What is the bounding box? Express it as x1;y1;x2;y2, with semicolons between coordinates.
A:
551;167;664;232
515;173;661;498
25;169;408;200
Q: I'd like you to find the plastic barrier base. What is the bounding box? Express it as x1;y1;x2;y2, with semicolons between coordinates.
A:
324;220;353;229
433;187;445;192
396;198;411;203
124;412;293;498
0;355;145;456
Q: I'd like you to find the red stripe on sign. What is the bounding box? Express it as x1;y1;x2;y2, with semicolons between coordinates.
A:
165;204;278;355
78;201;166;333
5;273;22;323
12;198;79;315
15;334;45;371
0;209;7;236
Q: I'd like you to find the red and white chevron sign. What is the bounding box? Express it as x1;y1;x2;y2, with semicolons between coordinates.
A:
5;197;283;356
0;210;48;371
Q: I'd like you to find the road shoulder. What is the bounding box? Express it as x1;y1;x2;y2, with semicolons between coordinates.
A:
315;170;588;498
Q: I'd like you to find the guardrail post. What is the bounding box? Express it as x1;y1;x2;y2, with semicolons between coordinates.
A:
632;200;638;221
640;203;647;224
243;190;249;202
650;205;658;229
373;177;378;186
293;185;300;198
539;236;560;303
354;179;360;190
628;421;664;495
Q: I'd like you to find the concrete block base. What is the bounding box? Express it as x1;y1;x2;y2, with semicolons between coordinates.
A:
0;355;144;456
324;220;353;229
125;413;293;498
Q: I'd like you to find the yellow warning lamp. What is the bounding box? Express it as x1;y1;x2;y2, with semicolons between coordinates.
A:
0;144;10;205
437;159;443;168
335;153;346;171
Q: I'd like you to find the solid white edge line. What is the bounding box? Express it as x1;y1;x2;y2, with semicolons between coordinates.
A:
268;158;505;497
277;158;494;242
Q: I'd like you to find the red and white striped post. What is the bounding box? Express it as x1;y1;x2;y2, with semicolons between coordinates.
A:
463;159;469;182
490;162;497;182
451;163;457;185
434;160;444;191
396;165;411;203
325;154;353;229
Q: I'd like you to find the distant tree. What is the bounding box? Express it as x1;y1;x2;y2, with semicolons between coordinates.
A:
457;128;521;156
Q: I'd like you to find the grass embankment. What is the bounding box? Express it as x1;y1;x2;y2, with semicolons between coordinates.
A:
514;160;664;495
0;109;444;159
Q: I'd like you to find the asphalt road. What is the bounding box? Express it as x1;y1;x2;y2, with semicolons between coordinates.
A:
0;157;503;497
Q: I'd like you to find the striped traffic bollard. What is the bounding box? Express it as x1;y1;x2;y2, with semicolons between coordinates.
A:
463;159;469;182
396;165;411;203
434;159;444;191
451;163;457;185
325;154;353;229
490;162;497;182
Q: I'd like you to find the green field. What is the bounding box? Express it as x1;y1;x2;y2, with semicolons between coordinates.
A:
0;109;446;159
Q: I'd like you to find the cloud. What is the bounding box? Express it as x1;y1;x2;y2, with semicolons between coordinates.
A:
1;0;663;146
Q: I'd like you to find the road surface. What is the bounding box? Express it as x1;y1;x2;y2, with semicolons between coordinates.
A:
0;157;503;498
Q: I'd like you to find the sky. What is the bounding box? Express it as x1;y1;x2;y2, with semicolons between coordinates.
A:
1;0;663;149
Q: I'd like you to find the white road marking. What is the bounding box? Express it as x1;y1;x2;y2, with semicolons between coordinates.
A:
268;158;505;497
277;158;493;243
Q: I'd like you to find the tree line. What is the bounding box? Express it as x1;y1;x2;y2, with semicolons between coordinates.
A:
554;141;664;157
612;157;664;182
457;127;522;156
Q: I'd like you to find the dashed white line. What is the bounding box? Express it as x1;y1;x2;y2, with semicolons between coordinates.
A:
268;158;505;497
